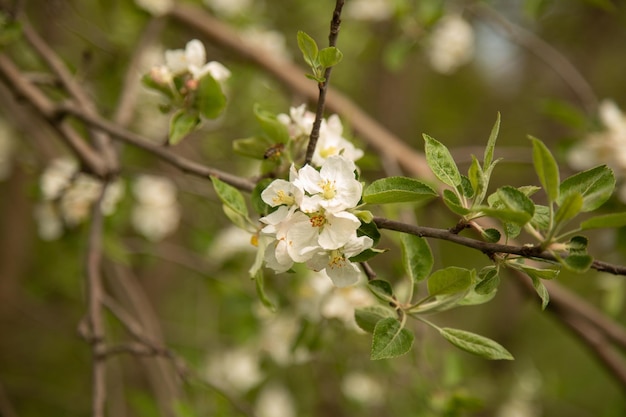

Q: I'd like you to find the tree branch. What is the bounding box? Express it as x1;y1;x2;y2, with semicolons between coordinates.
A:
304;0;345;165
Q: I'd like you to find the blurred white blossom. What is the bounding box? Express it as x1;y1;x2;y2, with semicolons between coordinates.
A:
134;0;172;16
241;28;291;62
131;175;180;241
496;367;542;417
255;384;296;417
205;347;263;393
35;158;125;239
204;0;252;17
427;14;475;75
164;39;231;81
568;99;626;202
258;314;310;365
341;371;384;405
0;121;15;181
345;0;394;22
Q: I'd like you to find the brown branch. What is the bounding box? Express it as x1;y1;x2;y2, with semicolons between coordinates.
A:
86;184;108;417
304;0;345;165
373;217;626;276
22;21;119;172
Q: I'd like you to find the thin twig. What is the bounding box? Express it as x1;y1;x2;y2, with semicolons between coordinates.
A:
86;183;108;417
373;217;626;276
304;0;345;165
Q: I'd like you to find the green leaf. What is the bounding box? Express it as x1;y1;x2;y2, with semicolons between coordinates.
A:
357;221;381;246
318;46;343;68
568;235;588;254
531;204;551;231
222;204;250;231
468;156;486;204
297;30;319;69
475;267;500;295
558;165;616;212
251;178;273;215
363;176;437;204
349;247;387;263
554;192;583;226
481;228;501;243
561;254;593;273
443;189;470;215
427;267;473;296
368;279;394;302
423;134;462;187
401;234;434;283
529;273;550;310
518;264;560;280
480;206;533;226
371;318;414;360
254;104;290;144
169;109;200;145
232;136;273;160
497;186;535;222
530;136;560;202
484;112;501;168
355;306;396;333
439;328;513;360
581;212;626;229
458;175;474;199
194;74;226;119
210;176;248;218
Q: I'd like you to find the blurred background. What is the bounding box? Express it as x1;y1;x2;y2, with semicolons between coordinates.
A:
0;0;625;416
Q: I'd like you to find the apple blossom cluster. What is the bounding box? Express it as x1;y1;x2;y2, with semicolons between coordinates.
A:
258;155;372;288
131;175;181;242
148;39;230;91
427;14;475;75
277;104;364;166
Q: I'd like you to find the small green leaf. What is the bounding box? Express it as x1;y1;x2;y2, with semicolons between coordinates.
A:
349;247;387;263
232;136;273;160
439;328;513;360
355;305;396;333
518;264;560;280
568;235;588;254
297;30;319;69
357;221;381;246
458;175;475;199
480;207;532;226
251;178;273;215
475;267;500;295
318;46;343;68
427;267;473;296
497;186;535;221
529;274;550;310
561;254;593;273
468;156;486;204
443;189;470;215
169;109;200;145
368;279;394;302
194;74;226;119
484;112;501;168
481;228;501;243
401;234;434;283
530;136;560;202
581;212;626;229
531;204;551;231
371;318;414;360
254;104;290;144
558;165;616;212
423;134;462;187
554;192;583;226
363;176;437;204
210;176;248;218
222;204;250;231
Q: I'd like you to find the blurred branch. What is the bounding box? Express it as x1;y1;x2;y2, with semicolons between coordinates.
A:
22;22;119;172
304;0;344;165
85;184;108;417
469;3;598;113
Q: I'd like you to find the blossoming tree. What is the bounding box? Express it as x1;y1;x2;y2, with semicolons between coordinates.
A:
0;1;626;416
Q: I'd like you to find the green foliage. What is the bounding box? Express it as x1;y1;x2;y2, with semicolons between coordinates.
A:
558;165;615;212
371;318;414;360
438;328;514;360
169;109;200;145
581;212;626;229
297;30;343;82
363;176;438;204
530;136;560;203
194;74;227;119
427;267;474;297
355;305;396;333
368;279;395;303
424;134;462;188
401;234;433;283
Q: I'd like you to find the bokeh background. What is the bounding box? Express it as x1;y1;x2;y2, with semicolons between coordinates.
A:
0;0;625;416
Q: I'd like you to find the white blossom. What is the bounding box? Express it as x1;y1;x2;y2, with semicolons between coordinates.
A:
134;0;172;16
345;0;394;22
427;14;475;75
164;39;231;81
306;235;373;287
277;104;315;139
255;384;296;417
240;28;291;62
341;371;384;405
60;175;104;226
205;347;263;393
40;158;78;201
34;202;63;241
131;175;180;241
312;114;364;166
204;0;252;17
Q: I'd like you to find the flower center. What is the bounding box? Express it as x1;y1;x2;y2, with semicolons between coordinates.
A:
320;146;338;158
273;190;295;206
319;179;336;200
328;250;346;269
309;214;326;228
